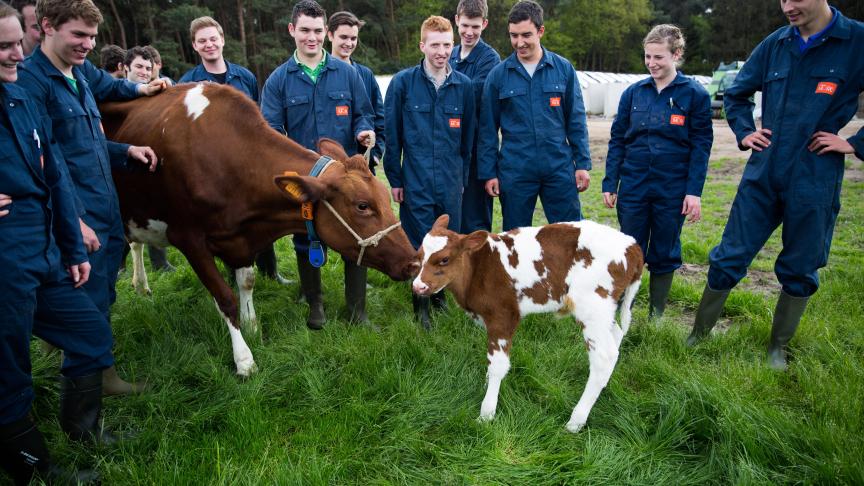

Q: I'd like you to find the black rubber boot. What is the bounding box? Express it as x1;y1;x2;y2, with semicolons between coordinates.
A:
59;372;119;446
412;294;432;331
686;284;731;346
0;415;99;485
648;271;674;319
767;291;810;371
148;245;175;272
256;244;291;285
430;291;447;312
297;254;326;330
343;260;370;325
102;364;148;396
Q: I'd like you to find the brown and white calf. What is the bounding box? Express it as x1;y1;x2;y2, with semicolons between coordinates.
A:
412;215;643;432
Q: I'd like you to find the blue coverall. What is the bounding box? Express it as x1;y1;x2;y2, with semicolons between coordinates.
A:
353;61;385;169
478;48;591;231
709;9;864;298
603;72;713;274
0;83;113;425
451;39;501;232
179;61;259;102
260;54;373;253
17;47;136;322
384;63;476;249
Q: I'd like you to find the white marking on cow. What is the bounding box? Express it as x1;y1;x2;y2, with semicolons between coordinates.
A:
126;219;170;247
235;266;257;331
479;346;511;421
184;84;210;121
413;234;452;292
214;299;257;376
130;242;151;296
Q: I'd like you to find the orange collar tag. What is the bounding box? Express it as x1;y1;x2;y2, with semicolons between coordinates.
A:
301;202;314;220
815;82;837;95
336;105;349;116
670;114;686;126
549;97;561;107
449;118;461;128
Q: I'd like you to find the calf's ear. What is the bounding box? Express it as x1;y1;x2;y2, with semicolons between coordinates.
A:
274;173;331;203
317;138;350;161
432;214;450;231
461;231;488;253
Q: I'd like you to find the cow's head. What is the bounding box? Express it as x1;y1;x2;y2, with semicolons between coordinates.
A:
274;139;419;281
412;215;488;296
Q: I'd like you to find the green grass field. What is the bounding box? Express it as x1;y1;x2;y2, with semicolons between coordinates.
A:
21;147;864;485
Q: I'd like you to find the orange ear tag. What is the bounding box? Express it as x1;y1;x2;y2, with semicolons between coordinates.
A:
301;202;314;220
280;171;303;199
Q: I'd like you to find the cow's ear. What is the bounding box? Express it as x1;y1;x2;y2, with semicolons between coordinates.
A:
432;214;450;231
317;138;349;161
274;173;330;203
461;231;488;253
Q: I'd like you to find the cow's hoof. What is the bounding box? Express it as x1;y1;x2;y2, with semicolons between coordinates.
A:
236;360;258;377
477;411;495;423
565;421;585;433
241;318;259;334
134;286;152;296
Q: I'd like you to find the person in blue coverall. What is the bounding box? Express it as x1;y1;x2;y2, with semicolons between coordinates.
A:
17;0;165;396
326;10;386;324
384;15;476;329
451;0;500;233
261;0;375;330
602;25;713;319
477;0;591;231
687;0;864;371
0;6;117;483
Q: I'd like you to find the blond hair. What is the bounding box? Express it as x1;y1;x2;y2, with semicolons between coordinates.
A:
644;24;685;64
189;16;223;42
420;15;452;42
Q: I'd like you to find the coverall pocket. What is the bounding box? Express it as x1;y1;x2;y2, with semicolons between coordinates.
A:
792;182;831;206
284;95;310;133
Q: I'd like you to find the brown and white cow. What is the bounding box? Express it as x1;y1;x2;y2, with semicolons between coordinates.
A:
99;83;419;376
412;215;643;432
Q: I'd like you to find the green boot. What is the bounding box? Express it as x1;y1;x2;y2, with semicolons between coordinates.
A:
686;284;731;346
343;260;370;325
297;254;326;330
648;271;674;319
767;291;809;371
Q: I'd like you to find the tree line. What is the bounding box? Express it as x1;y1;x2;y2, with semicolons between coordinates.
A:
94;0;863;83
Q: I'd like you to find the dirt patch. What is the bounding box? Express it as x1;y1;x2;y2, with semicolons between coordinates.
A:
676;263;781;297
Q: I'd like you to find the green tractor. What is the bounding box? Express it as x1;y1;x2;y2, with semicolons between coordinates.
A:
707;61;745;118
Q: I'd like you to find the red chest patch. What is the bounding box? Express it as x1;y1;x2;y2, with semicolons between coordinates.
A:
449;118;461;128
815;81;837;95
549;97;561;107
670;114;686;126
335;105;349;116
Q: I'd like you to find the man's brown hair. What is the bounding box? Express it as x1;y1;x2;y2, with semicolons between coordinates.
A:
36;0;103;30
456;0;488;19
0;1;21;22
189;16;223;42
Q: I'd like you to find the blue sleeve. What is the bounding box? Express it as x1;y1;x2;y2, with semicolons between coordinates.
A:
686;86;714;197
260;69;287;135
472;49;501;103
351;71;374;139
602;87;633;194
848;127;864;161
461;82;477;186
247;71;260;104
477;72;501;181
369;77;386;162
178;69;194;84
383;75;405;189
81;60;140;102
107;141;131;169
564;65;591;171
724;39;768;146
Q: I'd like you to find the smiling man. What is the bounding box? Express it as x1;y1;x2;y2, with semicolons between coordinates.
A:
260;0;375;330
476;0;591;232
687;0;864;371
122;45;152;85
384;15;476;328
450;0;500;234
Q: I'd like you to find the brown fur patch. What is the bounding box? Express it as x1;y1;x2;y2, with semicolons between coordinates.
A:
508;250;519;268
517;224;593;306
607;243;644;301
500;235;515;252
595;286;609;299
533;259;545;276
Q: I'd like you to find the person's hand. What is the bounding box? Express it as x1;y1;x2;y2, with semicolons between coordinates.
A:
357;130;375;148
575;170;590;192
0;194;11;217
741;128;773;152
682;195;702;223
80;219;100;253
602;192;617;209
808;131;855;155
127;145;159;171
138;78;168;96
68;261;91;288
391;187;404;203
485;178;500;197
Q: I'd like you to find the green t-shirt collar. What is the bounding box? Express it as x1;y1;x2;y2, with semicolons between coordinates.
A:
294;50;327;83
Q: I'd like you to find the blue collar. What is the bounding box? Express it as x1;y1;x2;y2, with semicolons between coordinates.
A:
303;155;334;267
793;6;839;53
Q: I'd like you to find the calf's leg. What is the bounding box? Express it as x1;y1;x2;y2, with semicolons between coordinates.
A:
479;327;515;421
235;266;257;332
567;309;619;433
130;242;151;296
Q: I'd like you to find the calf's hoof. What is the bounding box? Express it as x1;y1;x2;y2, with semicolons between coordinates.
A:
565;420;586;433
235;359;258;377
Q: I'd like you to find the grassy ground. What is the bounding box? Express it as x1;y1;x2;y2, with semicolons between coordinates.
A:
20;125;864;485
